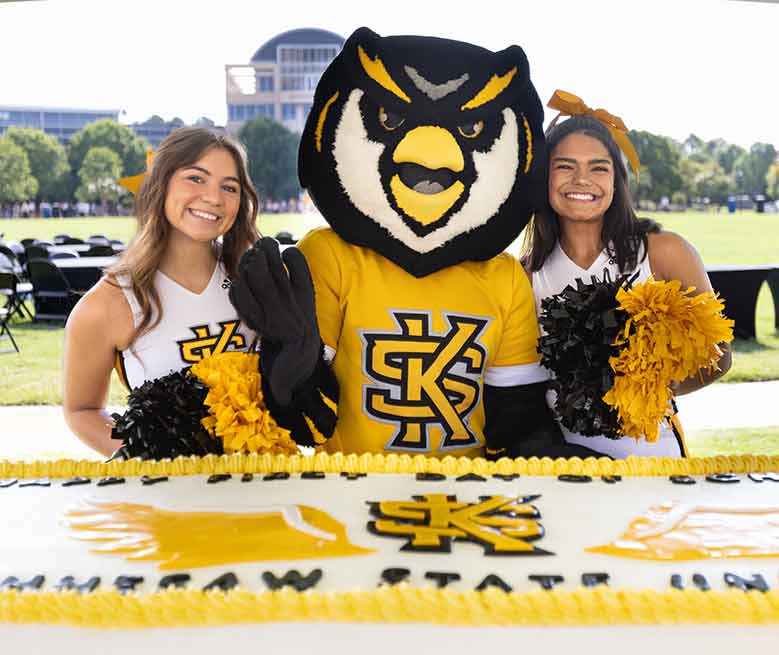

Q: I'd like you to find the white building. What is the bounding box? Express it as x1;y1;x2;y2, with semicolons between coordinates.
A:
225;28;344;135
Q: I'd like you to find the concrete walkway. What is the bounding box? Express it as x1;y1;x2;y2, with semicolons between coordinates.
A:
1;382;778;461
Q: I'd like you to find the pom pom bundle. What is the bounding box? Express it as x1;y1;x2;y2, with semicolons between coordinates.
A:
604;278;734;442
538;274;734;443
110;371;221;460
190;352;297;456
111;352;297;460
537;272;631;438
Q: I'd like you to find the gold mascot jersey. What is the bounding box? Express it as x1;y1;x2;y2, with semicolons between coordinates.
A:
298;228;547;458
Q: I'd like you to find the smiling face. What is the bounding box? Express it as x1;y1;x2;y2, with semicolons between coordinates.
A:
548;132;615;225
163;146;242;244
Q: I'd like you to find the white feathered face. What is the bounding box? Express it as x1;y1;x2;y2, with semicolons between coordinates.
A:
299;29;544;277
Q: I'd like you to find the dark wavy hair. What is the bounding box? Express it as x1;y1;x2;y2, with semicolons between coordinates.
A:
109;127;260;340
522;115;659;273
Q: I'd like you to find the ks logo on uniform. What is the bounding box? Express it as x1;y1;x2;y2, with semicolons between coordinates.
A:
362;311;489;452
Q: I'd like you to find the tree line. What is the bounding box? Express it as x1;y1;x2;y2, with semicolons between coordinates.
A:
628;131;778;205
1;116;776;209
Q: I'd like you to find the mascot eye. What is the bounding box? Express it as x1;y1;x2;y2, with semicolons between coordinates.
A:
378;107;405;131
457;120;485;138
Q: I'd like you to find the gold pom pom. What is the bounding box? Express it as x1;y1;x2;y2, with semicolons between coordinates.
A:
189;352;298;455
603;278;734;442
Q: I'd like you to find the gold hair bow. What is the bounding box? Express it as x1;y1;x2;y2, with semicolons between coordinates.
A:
547;90;640;175
118;150;154;195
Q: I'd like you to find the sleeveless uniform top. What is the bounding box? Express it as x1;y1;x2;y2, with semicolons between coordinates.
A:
114;262;256;390
532;241;686;458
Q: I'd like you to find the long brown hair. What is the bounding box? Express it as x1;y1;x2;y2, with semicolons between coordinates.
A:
109;127;260;340
522;115;659;273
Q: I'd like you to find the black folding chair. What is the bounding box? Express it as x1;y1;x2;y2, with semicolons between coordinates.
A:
63;237;85;245
53;234;72;245
25;245;50;261
26;259;79;322
87;234;111;246
85;245;115;257
49;251;80;260
0;303;19;353
0;251;34;320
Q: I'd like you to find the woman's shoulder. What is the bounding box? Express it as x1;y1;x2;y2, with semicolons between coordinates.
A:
67;276;135;348
646;229;709;287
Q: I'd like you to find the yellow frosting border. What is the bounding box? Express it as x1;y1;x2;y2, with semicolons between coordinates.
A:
1;587;778;628
2;452;779;480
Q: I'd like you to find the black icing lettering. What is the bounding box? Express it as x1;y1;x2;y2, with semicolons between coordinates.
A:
415;473;447;481
1;575;45;591
670;574;684;590
528;574;564;590
340;472;367;480
724;573;769;592
581;573;610;588
705;474;740;484
748;472;779;483
669;475;696;485
301;471;326;479
55;576;100;593
206;473;232;484
203;572;239;591
158;573;191;590
240;473;254;482
600;476;622;484
475;574;512;593
263;472;290;481
492;474;519;481
140;476;169;486
0;479;18;488
18;479;51;487
557;475;592;483
97;477;126;487
424;571;461;588
262;569;323;591
380;568;411;586
455;473;486;482
692;573;710;591
113;575;144;593
62;477;91;487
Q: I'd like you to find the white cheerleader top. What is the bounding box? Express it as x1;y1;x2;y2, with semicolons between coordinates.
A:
532;241;685;458
114;262;256;390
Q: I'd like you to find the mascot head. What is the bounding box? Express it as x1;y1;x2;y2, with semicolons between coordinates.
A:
299;27;545;277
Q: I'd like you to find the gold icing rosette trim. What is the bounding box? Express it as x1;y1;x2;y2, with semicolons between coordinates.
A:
1;587;778;628
2;453;779;480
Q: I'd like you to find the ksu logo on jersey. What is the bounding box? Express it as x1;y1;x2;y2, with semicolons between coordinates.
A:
361;310;490;452
177;320;246;363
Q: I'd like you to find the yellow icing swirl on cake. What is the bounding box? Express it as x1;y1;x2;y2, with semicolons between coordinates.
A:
588;501;779;560
66;501;373;568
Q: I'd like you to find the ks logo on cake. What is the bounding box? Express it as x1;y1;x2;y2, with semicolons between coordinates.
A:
361;311;490;452
177;320;246;364
368;494;550;555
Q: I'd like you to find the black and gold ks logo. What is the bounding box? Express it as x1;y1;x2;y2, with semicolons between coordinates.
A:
362;311;489;452
177;320;246;363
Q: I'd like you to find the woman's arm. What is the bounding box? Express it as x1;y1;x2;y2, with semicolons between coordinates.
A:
648;231;733;395
62;280;133;457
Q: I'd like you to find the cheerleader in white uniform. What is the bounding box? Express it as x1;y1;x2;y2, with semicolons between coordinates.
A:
63;128;260;457
522;92;732;458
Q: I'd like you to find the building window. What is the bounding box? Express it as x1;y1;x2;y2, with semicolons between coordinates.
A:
281;76;304;91
257;75;274;92
282;104;297;121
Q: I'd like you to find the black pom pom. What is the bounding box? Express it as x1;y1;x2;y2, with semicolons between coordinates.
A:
537;271;635;439
110;370;223;460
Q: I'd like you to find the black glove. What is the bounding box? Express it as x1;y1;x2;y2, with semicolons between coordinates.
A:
229;237;320;406
484;381;606;459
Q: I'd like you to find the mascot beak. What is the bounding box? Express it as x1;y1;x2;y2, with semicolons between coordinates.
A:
390;126;465;226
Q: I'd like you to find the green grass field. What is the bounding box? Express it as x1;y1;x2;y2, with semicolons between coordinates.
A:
1;210;777;402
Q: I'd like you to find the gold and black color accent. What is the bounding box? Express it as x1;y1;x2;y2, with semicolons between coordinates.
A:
299;27;545;278
361;311;489;452
176;321;246;364
367;493;550;555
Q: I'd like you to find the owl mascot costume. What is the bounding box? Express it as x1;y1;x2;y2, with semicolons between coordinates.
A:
230;28;599;460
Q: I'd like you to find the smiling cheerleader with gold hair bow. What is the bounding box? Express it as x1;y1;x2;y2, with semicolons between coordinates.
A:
525;91;734;458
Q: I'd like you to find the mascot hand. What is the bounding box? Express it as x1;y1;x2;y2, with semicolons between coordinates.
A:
230;237;320;406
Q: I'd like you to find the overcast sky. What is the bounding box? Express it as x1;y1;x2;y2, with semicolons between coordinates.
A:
1;0;777;148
